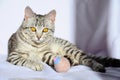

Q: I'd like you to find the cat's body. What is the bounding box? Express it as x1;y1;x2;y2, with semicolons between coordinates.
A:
7;6;120;72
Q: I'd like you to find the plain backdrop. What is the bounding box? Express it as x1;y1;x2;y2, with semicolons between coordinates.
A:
0;0;75;55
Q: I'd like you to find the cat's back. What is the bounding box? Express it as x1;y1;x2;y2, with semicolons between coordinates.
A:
8;33;17;53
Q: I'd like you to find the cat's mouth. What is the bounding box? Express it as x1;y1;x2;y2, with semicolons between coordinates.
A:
33;40;42;44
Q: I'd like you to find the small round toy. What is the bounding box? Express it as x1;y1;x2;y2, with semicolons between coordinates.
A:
53;56;70;72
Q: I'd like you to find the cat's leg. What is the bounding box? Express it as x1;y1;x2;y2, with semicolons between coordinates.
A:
64;55;79;66
65;48;106;72
42;52;56;69
75;51;106;72
7;52;44;71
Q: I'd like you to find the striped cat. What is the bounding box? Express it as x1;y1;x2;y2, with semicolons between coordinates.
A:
7;6;120;73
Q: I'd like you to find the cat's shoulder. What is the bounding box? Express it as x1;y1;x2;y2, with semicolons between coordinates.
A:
9;33;17;42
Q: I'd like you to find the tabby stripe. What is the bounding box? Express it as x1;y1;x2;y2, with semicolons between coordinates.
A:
18;32;31;46
57;39;61;43
21;59;27;66
19;32;26;42
10;53;19;57
80;52;86;57
66;48;72;54
13;60;20;65
71;50;77;58
64;44;71;48
43;52;51;57
13;57;21;65
35;18;38;26
9;52;18;56
42;52;52;63
57;39;60;43
79;55;88;64
49;29;54;32
63;40;68;45
74;51;80;58
46;55;52;65
79;53;86;59
8;55;19;61
12;57;21;62
48;56;54;65
75;53;81;60
68;49;74;54
24;60;29;67
55;38;59;43
70;49;74;54
60;40;64;44
14;59;21;65
80;55;88;61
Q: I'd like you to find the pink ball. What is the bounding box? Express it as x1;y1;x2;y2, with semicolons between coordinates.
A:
54;57;70;72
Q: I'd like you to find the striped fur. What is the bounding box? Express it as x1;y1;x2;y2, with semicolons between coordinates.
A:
7;6;120;72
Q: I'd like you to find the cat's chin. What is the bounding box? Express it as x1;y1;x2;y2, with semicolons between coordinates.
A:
33;40;43;44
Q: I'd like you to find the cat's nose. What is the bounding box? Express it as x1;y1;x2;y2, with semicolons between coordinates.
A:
37;35;41;40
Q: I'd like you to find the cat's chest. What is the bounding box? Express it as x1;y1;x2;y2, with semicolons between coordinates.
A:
17;41;50;60
17;39;65;57
17;40;49;54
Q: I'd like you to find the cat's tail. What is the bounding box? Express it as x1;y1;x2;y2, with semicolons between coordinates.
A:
89;55;120;67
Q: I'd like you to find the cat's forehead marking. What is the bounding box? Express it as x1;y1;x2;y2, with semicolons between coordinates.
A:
35;15;46;27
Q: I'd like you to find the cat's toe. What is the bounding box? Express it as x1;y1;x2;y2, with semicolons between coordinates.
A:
35;63;44;71
30;63;44;71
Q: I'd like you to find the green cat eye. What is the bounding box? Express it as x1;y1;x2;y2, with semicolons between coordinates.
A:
30;27;36;32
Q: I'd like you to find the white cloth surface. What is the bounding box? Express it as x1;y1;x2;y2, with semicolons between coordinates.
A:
1;54;120;80
0;54;103;80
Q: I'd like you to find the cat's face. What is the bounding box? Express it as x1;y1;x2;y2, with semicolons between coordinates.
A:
21;6;56;44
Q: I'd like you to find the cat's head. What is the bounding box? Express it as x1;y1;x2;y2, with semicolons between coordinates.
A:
21;6;56;44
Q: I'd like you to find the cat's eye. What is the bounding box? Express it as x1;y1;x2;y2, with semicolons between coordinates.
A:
30;27;36;32
43;28;48;32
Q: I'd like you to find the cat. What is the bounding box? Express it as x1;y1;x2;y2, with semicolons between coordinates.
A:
7;6;120;73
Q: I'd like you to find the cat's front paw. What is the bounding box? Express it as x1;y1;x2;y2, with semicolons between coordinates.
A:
26;62;44;71
92;63;106;73
29;63;44;71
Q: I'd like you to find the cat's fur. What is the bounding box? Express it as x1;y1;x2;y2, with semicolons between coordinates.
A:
7;6;120;72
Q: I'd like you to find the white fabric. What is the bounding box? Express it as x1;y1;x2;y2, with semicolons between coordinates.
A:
0;54;103;80
1;54;120;80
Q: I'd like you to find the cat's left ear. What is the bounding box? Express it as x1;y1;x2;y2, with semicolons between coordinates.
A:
46;10;56;22
24;6;36;20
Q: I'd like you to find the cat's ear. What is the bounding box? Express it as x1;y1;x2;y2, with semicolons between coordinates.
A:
24;6;35;20
46;10;56;22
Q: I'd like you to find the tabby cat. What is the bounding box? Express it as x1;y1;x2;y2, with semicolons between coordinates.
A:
7;6;120;73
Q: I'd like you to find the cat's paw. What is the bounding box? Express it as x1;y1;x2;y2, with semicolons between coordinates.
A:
24;61;44;71
28;62;44;71
92;63;106;73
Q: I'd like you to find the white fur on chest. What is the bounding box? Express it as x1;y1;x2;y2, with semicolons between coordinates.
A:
17;39;45;61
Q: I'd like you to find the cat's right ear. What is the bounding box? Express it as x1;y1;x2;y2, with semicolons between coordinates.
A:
24;6;35;20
